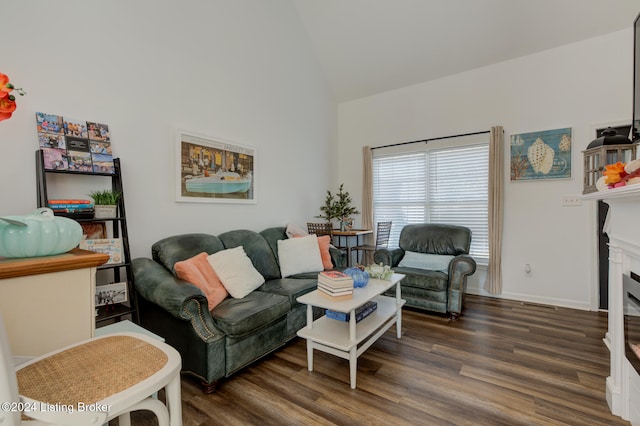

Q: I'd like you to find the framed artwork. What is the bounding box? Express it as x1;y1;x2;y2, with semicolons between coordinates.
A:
95;282;128;307
510;127;572;181
80;222;107;239
175;129;256;204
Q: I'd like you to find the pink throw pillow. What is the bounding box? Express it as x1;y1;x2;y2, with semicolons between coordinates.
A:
317;235;333;270
174;252;228;311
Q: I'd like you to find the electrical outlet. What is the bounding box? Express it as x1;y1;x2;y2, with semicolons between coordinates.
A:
562;196;582;207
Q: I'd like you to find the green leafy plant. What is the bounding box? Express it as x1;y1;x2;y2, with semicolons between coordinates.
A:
89;189;121;205
316;183;359;224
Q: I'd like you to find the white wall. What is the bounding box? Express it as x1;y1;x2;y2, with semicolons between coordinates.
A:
0;0;334;258
337;30;633;310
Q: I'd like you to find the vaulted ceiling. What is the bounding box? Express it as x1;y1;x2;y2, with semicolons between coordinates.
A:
294;0;640;102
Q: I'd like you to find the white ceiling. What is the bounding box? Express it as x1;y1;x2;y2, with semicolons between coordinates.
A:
294;0;640;103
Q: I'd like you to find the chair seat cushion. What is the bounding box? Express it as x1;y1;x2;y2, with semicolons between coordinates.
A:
398;251;453;273
210;291;290;337
259;278;317;305
393;266;449;291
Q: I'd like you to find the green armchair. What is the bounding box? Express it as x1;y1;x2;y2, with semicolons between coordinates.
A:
374;223;476;320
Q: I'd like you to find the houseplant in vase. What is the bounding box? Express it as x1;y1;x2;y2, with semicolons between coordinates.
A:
334;183;359;231
89;189;121;218
316;183;359;231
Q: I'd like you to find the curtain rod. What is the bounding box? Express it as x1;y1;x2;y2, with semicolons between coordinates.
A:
371;130;491;150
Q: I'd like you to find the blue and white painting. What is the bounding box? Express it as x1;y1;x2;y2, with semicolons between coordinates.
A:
510;127;572;181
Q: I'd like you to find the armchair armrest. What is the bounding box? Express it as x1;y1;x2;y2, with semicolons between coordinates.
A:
449;254;477;286
132;257;219;341
447;254;477;316
374;247;404;266
329;246;348;269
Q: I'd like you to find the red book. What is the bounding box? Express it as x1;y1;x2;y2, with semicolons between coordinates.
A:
48;199;92;205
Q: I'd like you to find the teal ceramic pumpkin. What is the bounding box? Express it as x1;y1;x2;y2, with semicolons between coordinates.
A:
0;208;83;258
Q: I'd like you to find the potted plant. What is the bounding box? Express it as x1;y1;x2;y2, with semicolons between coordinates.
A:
316;183;359;230
89;189;121;218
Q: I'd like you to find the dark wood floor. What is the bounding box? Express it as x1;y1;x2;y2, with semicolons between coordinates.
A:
124;295;630;425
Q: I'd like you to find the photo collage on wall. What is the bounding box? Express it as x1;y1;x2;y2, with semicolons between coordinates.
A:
36;112;114;173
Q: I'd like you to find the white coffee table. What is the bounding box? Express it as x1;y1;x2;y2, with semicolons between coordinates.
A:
296;273;405;389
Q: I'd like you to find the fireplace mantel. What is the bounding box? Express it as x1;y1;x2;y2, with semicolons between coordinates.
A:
584;185;640;423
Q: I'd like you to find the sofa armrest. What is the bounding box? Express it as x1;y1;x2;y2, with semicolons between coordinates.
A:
132;257;219;341
329;246;348;269
374;248;404;266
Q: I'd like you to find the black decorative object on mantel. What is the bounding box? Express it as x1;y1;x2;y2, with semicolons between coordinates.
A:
582;127;635;194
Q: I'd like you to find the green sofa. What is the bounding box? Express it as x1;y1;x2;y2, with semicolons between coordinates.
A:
132;227;346;392
374;223;476;320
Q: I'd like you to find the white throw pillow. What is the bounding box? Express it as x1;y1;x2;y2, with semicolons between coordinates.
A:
207;246;265;298
277;234;324;278
285;223;308;238
398;251;455;273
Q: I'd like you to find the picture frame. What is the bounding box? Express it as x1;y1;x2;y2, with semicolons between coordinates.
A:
80;222;107;240
79;238;122;264
510;127;572;181
175;129;256;204
95;282;128;307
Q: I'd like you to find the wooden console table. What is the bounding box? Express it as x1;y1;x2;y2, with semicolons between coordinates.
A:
0;248;109;357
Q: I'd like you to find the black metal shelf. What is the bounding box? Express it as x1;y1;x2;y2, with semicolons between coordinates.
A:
36;149;139;326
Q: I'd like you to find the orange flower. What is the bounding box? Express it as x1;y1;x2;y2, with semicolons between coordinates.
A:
0;72;25;122
0;73;11;99
603;162;628;185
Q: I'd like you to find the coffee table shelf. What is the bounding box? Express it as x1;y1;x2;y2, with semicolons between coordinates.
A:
296;273;405;389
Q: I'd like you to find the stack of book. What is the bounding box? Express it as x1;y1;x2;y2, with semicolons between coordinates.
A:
326;301;378;323
47;199;95;218
317;271;354;300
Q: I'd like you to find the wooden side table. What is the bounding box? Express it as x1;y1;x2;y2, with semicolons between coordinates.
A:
332;229;373;266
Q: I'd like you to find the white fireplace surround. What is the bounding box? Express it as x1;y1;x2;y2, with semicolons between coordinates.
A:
584;184;640;424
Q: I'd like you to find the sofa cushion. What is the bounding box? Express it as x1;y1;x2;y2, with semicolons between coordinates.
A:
210;291;290;337
277;235;323;277
218;229;281;280
259;278;317;305
174;252;228;310
398;252;454;273
393;266;449;291
207;246;265;298
152;233;225;273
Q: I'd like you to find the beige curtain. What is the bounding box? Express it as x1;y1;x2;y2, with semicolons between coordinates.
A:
484;126;504;294
361;146;375;264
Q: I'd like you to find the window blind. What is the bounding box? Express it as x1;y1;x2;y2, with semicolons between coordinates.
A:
373;143;489;263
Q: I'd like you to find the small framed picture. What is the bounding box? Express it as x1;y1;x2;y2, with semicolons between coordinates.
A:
80;222;107;240
79;238;122;264
95;282;128;307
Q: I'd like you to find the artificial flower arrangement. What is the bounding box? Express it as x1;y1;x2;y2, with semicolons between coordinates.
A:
596;159;640;191
364;263;394;280
0;72;26;122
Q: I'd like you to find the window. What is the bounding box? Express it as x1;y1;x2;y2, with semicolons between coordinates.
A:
373;143;489;263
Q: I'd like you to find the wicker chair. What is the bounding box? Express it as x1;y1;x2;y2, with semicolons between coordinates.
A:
307;222;334;237
0;313;182;426
352;221;392;264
